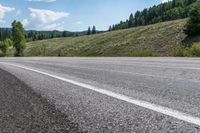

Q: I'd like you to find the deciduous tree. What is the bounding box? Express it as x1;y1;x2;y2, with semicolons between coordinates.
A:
12;20;26;56
184;1;200;36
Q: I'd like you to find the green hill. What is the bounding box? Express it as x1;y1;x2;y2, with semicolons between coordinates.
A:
23;19;199;57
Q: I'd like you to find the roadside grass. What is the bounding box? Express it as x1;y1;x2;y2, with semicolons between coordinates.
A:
129;49;159;57
24;19;187;57
172;43;200;57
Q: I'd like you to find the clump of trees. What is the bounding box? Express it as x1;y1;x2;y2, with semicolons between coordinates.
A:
109;0;198;31
0;20;26;56
87;26;97;35
184;0;200;36
0;21;29;56
12;20;26;56
26;30;74;41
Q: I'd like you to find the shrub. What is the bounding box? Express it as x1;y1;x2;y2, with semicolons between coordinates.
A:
172;43;200;57
172;45;186;56
190;43;200;56
0;38;13;56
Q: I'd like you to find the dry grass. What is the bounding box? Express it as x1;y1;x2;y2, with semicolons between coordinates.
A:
24;19;187;57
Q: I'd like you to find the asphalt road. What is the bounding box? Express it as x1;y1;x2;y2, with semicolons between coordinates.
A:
0;68;81;133
1;57;200;132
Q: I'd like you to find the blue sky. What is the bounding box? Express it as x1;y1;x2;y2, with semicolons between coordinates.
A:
0;0;166;31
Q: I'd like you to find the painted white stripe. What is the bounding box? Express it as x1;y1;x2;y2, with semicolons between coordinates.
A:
1;62;200;126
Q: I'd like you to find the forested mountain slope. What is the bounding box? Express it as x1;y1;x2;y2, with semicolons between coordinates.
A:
109;0;197;31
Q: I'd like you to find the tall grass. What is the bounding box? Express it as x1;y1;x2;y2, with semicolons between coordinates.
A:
172;43;200;57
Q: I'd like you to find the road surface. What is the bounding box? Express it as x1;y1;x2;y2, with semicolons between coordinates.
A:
1;57;200;132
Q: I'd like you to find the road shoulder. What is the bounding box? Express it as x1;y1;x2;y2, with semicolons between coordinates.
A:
0;68;83;133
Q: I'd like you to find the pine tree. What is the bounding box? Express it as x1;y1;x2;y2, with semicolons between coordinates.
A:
108;26;112;31
172;0;176;8
62;31;67;37
128;13;134;28
134;11;141;26
92;26;96;34
87;27;91;35
112;25;115;30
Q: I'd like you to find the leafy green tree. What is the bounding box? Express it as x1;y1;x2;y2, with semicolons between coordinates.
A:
184;1;200;36
12;20;26;56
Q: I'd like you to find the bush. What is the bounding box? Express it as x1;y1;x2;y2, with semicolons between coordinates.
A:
190;43;200;56
0;38;13;56
172;43;200;57
172;45;186;57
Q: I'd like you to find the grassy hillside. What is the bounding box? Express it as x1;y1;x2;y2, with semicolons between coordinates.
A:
24;19;192;57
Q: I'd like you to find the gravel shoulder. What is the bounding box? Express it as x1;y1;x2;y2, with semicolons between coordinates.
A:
0;68;83;133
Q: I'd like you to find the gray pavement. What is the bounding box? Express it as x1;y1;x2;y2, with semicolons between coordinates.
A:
1;57;200;132
0;68;82;133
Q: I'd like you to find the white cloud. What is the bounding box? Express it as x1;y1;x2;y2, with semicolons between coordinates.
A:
25;0;56;2
23;8;69;30
22;19;29;26
162;0;172;3
0;4;15;22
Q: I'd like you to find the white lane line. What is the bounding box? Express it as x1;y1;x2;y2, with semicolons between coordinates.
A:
6;61;200;83
1;62;200;126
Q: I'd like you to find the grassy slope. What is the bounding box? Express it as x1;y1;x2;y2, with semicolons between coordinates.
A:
25;19;188;57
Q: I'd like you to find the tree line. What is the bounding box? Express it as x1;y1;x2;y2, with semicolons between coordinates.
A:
0;26;100;42
109;0;198;31
0;28;78;42
26;31;74;41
